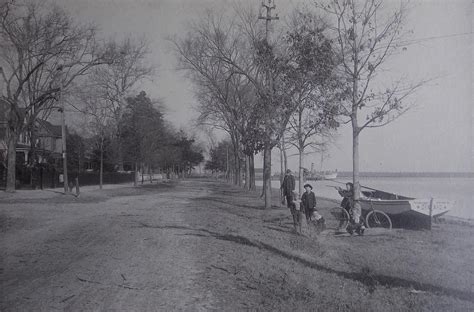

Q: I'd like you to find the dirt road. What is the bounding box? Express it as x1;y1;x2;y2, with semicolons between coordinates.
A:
1;179;473;311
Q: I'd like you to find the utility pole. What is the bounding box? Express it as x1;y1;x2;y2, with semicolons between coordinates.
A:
57;65;69;193
258;0;278;209
258;0;279;40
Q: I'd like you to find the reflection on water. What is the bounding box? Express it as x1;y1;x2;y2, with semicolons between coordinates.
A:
257;177;474;219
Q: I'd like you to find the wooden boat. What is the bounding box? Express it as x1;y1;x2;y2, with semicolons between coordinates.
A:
360;188;453;218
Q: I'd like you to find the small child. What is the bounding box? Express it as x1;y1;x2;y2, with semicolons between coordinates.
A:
290;190;303;234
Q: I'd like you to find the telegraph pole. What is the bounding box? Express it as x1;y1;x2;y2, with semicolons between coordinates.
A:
258;0;278;209
258;0;279;41
57;65;69;193
258;0;279;95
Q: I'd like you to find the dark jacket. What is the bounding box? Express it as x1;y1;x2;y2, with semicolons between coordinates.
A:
338;188;353;211
281;174;295;196
301;191;317;212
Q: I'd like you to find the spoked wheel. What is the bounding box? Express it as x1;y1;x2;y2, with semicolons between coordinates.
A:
365;210;392;230
328;207;350;231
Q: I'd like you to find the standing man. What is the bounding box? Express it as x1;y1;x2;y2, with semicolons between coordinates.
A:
280;169;295;208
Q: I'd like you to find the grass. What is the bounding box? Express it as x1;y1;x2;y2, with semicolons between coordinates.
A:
2;178;473;311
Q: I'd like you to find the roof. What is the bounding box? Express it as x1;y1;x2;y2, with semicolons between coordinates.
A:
36;119;62;138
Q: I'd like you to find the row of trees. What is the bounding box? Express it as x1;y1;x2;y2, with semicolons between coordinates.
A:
67;91;203;186
0;0;203;191
174;0;425;208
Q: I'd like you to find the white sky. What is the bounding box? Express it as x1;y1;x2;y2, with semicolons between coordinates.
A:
57;0;473;173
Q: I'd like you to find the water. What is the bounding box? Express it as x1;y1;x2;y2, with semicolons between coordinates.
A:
257;177;474;220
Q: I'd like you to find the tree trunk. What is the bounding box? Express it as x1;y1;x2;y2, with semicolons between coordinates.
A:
134;162;138;187
233;149;239;185
29;126;36;188
225;146;230;182
99;140;104;190
298;148;304;196
351;15;361;223
244;155;250;190
282;138;288;174
352;116;362;224
249;154;256;191
116;124;124;171
6;129;18;192
263;145;272;209
352;117;360;201
280;143;284;186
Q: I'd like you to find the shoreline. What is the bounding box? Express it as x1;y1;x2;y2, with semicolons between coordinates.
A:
2;179;472;224
266;184;474;224
265;172;474;179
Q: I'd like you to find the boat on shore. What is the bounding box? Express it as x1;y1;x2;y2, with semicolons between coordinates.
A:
360;187;453;227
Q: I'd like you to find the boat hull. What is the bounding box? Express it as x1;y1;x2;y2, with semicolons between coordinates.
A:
360;198;453;217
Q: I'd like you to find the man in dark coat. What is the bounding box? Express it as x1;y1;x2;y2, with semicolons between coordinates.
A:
280;169;295;208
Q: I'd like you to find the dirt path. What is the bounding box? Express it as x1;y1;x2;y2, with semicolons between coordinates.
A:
1;179;473;311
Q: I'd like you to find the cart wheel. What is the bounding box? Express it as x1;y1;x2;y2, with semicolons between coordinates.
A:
328;207;350;231
365;210;392;229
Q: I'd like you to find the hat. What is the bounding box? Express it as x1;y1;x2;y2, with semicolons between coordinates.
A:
286;169;292;174
303;183;313;190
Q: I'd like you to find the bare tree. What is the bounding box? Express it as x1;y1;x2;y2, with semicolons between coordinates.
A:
89;37;154;171
170;12;261;189
73;85;114;189
317;0;427;222
0;0;113;191
172;6;304;208
282;9;340;194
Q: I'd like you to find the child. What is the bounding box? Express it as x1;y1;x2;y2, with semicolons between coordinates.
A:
289;190;303;234
301;184;325;232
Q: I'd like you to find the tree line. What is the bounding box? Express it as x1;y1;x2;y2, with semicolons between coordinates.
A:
1;0;425;202
172;0;425;209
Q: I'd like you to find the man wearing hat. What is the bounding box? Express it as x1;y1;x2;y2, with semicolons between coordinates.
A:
280;169;295;208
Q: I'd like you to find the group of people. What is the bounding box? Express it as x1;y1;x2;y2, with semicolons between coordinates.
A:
280;169;325;235
280;170;365;236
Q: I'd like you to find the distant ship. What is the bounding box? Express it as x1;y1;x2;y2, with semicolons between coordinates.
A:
308;170;338;180
307;149;338;180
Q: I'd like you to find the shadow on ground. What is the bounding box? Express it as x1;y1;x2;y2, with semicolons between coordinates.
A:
135;221;474;303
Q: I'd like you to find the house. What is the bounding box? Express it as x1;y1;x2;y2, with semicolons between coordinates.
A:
0;100;63;187
34;119;62;165
0;109;62;166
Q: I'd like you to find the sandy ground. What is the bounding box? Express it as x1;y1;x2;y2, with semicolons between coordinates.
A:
1;179;473;311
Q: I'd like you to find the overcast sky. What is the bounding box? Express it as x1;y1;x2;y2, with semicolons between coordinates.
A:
57;0;473;173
